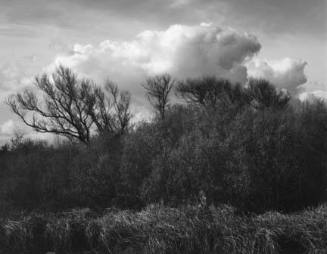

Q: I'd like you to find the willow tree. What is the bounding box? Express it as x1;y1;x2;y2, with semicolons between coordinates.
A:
7;66;132;144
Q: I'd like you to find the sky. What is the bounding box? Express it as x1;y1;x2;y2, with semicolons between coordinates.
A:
0;0;326;143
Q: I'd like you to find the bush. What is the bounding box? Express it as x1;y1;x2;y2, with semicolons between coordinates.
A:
1;78;327;214
1;204;327;253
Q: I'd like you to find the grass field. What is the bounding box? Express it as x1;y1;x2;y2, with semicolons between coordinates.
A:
1;204;327;254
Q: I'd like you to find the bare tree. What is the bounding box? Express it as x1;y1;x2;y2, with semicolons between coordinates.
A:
142;74;174;120
88;81;132;135
7;66;132;144
176;76;245;108
176;77;289;110
107;83;132;134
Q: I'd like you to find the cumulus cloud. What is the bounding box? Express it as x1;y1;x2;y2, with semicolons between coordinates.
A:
297;81;327;101
50;24;261;103
247;58;307;95
0;23;314;144
50;24;312;101
47;23;315;109
298;90;327;102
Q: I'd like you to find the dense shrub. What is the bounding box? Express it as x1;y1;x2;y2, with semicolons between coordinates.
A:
138;99;327;212
0;77;327;213
0;135;125;212
1;204;327;254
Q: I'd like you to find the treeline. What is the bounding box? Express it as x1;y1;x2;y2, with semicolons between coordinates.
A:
1;67;327;214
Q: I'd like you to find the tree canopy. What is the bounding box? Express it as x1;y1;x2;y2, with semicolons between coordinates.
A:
7;66;132;144
142;74;174;120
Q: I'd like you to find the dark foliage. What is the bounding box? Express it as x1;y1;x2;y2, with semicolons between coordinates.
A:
7;66;132;144
1;74;327;216
1;204;327;254
142;74;174;120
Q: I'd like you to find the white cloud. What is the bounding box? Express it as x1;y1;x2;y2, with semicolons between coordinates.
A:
0;62;34;101
247;58;307;95
0;119;16;136
50;24;262;103
0;118;56;145
297;81;327;101
50;23;313;103
0;119;33;137
0;23;315;143
44;23;322;114
298;90;327;102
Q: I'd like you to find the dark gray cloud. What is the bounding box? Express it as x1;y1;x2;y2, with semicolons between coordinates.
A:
3;0;63;23
224;0;326;38
2;0;325;38
74;0;326;38
0;25;39;38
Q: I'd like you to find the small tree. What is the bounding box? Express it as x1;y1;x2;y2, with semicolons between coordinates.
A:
7;66;132;144
142;74;174;120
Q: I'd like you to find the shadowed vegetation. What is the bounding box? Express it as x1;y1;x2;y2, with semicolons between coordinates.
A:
1;68;327;252
1;204;327;254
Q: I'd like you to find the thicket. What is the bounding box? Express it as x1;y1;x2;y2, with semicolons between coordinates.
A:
1;73;327;215
1;204;327;254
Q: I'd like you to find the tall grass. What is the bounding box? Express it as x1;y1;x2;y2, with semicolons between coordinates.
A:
1;204;327;254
